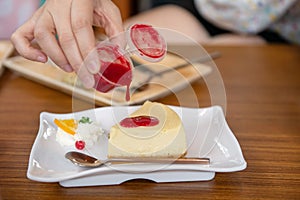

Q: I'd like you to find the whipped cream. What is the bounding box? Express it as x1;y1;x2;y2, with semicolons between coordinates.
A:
55;120;104;148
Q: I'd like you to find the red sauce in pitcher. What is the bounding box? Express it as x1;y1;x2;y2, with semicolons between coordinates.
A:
93;43;132;101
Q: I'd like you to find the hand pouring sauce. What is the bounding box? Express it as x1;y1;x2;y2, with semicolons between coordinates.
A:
94;24;167;101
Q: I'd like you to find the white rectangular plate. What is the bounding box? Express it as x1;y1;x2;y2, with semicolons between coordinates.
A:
27;105;246;187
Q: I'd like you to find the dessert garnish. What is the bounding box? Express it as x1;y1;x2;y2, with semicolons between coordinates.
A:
54;117;104;150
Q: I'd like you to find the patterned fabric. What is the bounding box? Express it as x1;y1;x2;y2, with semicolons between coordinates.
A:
194;0;300;44
40;0;46;6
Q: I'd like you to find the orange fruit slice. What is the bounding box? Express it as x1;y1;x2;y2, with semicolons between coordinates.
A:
54;118;77;135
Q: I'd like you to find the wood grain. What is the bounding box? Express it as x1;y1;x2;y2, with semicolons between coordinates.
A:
0;45;299;199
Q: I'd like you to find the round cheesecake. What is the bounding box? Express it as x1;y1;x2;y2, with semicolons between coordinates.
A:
108;101;187;158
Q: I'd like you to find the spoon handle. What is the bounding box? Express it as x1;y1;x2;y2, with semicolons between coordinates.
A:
107;157;210;165
65;151;210;167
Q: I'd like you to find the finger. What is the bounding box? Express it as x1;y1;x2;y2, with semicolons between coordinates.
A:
103;2;124;47
71;0;100;74
51;0;94;88
34;11;73;72
11;7;47;63
93;0;125;48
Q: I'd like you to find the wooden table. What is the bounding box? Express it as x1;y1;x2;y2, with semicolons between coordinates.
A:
0;45;299;199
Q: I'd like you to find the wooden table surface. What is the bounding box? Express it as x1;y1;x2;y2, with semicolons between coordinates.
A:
0;45;299;199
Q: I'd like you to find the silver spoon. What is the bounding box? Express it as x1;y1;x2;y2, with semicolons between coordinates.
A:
65;151;210;168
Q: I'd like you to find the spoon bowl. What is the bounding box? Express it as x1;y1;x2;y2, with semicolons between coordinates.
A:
65;151;103;167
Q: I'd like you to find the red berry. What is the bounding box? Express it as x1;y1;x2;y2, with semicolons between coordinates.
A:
75;140;85;150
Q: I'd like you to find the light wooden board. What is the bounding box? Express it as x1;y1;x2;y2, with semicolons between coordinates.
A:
0;40;14;76
3;53;211;105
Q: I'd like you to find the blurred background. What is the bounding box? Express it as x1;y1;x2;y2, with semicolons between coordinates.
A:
1;0;298;44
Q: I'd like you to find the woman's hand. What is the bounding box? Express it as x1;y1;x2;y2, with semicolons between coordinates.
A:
11;0;124;88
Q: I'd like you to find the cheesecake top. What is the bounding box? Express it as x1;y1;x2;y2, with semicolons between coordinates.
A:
110;101;182;139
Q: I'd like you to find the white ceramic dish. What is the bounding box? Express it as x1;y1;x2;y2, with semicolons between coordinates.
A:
27;105;246;187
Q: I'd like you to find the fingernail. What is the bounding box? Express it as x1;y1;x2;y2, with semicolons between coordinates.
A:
63;64;73;72
87;61;100;74
82;76;95;88
37;55;47;63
